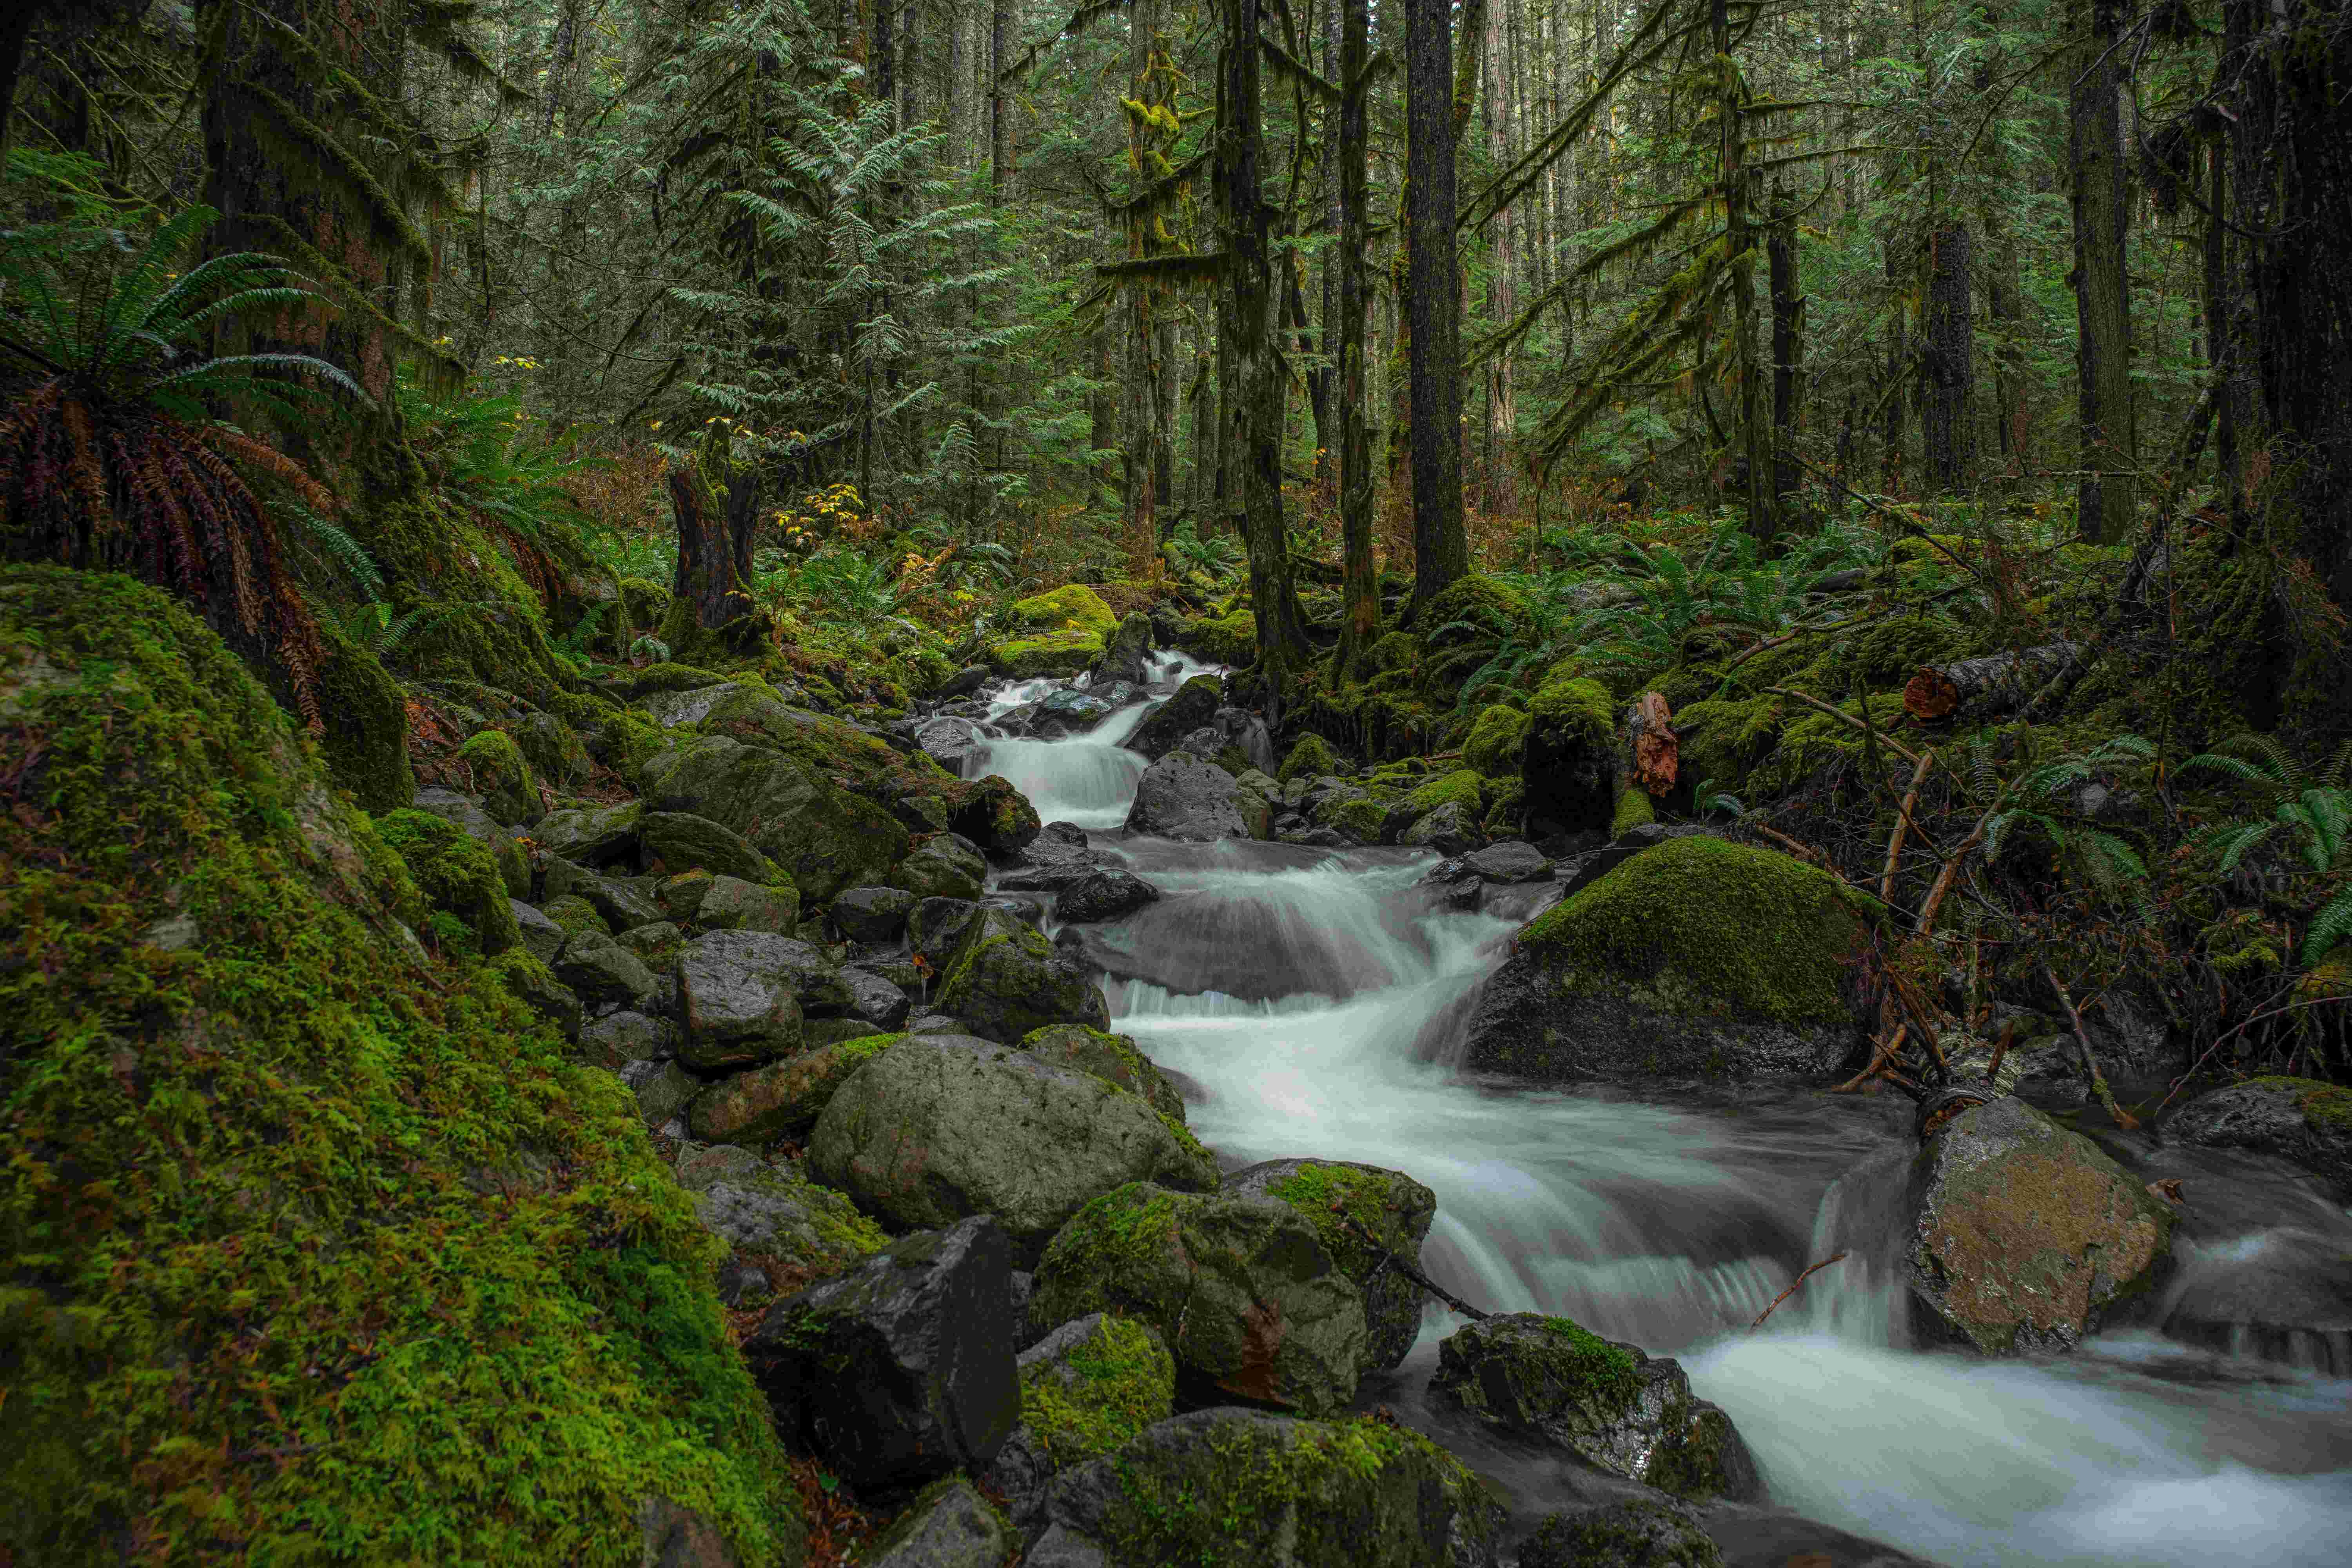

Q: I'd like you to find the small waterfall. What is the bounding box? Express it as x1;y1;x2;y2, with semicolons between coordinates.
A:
964;701;1151;830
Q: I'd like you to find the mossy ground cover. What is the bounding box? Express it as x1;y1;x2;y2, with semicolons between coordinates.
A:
0;568;797;1565
1020;1315;1177;1469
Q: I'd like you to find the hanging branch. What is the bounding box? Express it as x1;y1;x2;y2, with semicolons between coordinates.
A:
1750;1254;1848;1328
1332;1212;1490;1321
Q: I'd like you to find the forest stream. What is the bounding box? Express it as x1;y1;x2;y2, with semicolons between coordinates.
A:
964;664;2352;1568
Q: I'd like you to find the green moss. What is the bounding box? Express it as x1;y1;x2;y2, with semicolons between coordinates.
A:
0;566;797;1565
1405;768;1486;816
1520;836;1876;1025
376;806;522;956
311;617;416;810
1009;583;1119;636
1021;1315;1178;1469
1748;692;1910;796
2246;1076;2352;1132
616;661;725;699
1359;632;1423;676
1191;610;1259;666
1417;576;1534;697
988;630;1106;679
1463;704;1530;780
1536;1315;1639;1398
1277;732;1341;785
1263;1163;1406;1280
1032;1183;1183;1316
1324;795;1392;843
1611;782;1657;838
1530;666;1616;734
456;727;538;821
542;892;608;940
1675;696;1785;797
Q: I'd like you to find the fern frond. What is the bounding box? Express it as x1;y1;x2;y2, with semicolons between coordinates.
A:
2301;885;2352;968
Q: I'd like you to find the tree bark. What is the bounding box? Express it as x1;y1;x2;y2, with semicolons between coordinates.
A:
1880;238;1912;494
1404;0;1468;619
2068;0;2136;540
669;468;760;631
1332;0;1378;682
1714;0;1773;540
1922;221;1974;492
1767;189;1803;512
990;0;1015;196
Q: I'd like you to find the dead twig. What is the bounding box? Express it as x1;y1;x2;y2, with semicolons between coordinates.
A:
1764;686;1924;767
1880;749;1937;900
1751;1253;1850;1329
2043;961;2138;1129
1332;1211;1488;1321
1833;1024;1907;1093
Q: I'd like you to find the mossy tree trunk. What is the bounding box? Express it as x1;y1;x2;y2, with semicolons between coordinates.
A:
1921;220;1974;493
1403;0;1468;621
668;467;759;632
2066;0;2135;541
1332;0;1379;684
1767;188;1803;514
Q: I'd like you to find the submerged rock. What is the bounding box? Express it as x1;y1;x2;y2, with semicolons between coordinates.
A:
1028;1183;1369;1416
808;1035;1218;1261
1430;1312;1762;1502
1905;1096;2176;1354
1225;1158;1437;1372
1031;1407;1503;1568
1461;837;1872;1085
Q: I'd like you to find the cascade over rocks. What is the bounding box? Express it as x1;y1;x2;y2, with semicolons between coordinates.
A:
808;1035;1219;1261
745;1216;1023;1492
1124;673;1224;761
1462;837;1873;1084
1904;1096;2176;1354
1430;1313;1763;1502
2165;1077;2352;1195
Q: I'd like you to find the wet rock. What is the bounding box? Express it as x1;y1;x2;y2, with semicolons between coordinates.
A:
842;965;915;1029
639;810;772;884
1029;1183;1368;1415
681;928;854;1018
689;1035;898;1144
616;920;682;965
635;1495;740;1568
1125;751;1255;841
533;800;642;867
1461;840;1552;884
1034;1407;1503;1567
744;1216;1022;1490
1516;1498;1722;1568
1905;1095;2176;1354
554;929;658;1009
624;1059;697;1129
561;866;663;933
891;833;989;902
1030;689;1117;739
497;951;581;1040
512;898;565;964
1020;1024;1187;1122
2166;1077;2352;1195
809;1036;1217;1261
935;908;1112;1042
1401;800;1481;854
833;885;919;944
1055;869;1161;924
909;897;983;969
806;1017;883;1048
675;931;840;1067
861;1478;1011;1568
1094;611;1156;687
1461;838;1871;1085
636;683;732;729
915;714;985;771
1124;674;1224;762
408;788;531;896
683;1158;885;1283
940;665;991;699
1225;1159;1436;1372
1430;1313;1761;1502
981;1313;1177;1531
576;1009;672;1070
695;874;800;935
640;735;909;901
944;773;1042;857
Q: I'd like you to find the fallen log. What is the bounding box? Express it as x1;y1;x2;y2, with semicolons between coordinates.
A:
1903;642;2083;721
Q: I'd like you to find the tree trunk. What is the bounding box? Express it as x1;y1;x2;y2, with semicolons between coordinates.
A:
1714;0;1773;540
1219;0;1311;679
1404;0;1468;619
1333;0;1378;682
1767;189;1803;512
874;0;895;109
669;468;760;631
990;0;1015;195
2068;0;2136;541
1481;0;1517;514
1922;221;1974;492
1880;238;1912;494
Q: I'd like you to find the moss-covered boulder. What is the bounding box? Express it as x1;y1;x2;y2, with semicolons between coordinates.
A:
1022;1025;1187;1122
377;806;523;956
1127;673;1225;762
1461;704;1530;780
534;798;643;866
2165;1077;2352;1196
1225;1160;1436;1372
1276;731;1343;786
312;619;416;810
405;786;531;897
0;566;798;1564
1521;665;1617;834
860;1477;1013;1568
1905;1096;2176;1354
1462;837;1874;1084
456;727;539;824
1011;584;1120;637
1517;1500;1723;1568
890;831;988;901
514;709;593;789
989;631;1107;679
937;908;1113;1042
1182;608;1258;667
1027;1183;1370;1416
698;873;800;934
808;1036;1218;1262
1414;575;1532;699
1431;1313;1761;1502
635;809;770;884
688;1032;904;1144
945;773;1043;856
1095;610;1156;685
1032;1408;1502;1567
982;1312;1179;1530
675;1147;887;1292
639;735;909;902
694;681;957;810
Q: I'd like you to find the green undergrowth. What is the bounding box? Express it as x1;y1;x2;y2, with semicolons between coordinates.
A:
0;567;797;1564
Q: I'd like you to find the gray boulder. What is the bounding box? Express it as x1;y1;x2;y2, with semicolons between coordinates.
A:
2166;1077;2352;1196
833;885;919;944
1401;800;1479;854
809;1035;1218;1262
915;715;985;771
910;896;984;971
623;1059;697;1130
1461;840;1552;883
892;833;989;902
936;909;1112;1042
1430;1313;1762;1502
690;1036;896;1145
1123;675;1223;763
1020;1025;1186;1123
696;874;799;935
1054;869;1161;924
1516;1500;1722;1568
640;735;909;901
1224;1159;1436;1372
575;1009;673;1071
512;898;565;964
744;1216;1022;1490
676;929;851;1068
554;929;659;1009
533;800;641;867
1093;611;1156;687
1034;1407;1503;1568
1906;1095;2175;1354
1125;751;1254;841
640;810;772;883
1029;688;1116;739
861;1479;1011;1568
687;1165;883;1278
842;965;915;1029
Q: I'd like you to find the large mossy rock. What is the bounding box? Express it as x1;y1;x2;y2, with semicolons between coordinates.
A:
688;1033;905;1144
1031;1408;1503;1568
640;734;909;902
1904;1096;2175;1354
641;810;774;884
1461;704;1530;781
808;1036;1219;1261
1516;1500;1723;1568
375;806;523;957
1011;584;1120;637
936;909;1112;1042
1022;1025;1187;1123
1027;1183;1370;1416
2165;1076;2352;1196
0;567;799;1564
1430;1313;1761;1502
1461;837;1873;1084
311;619;417;810
1224;1160;1436;1372
676;1147;887;1290
982;1313;1178;1529
1519;664;1616;834
405;787;531;897
1125;674;1224;762
454;727;538;824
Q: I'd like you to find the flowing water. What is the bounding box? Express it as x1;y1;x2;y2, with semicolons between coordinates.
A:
976;673;2352;1566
